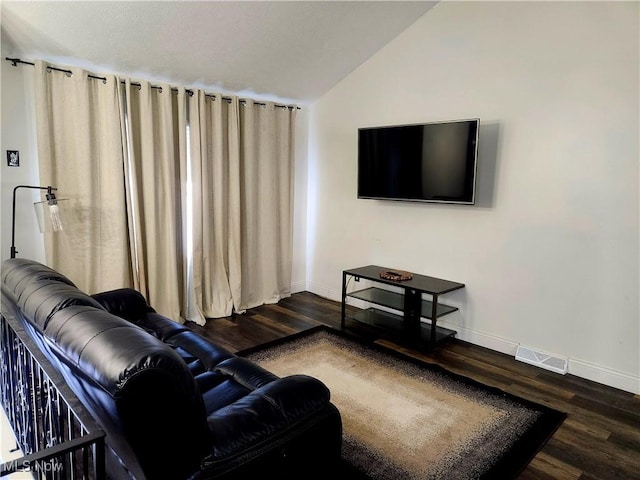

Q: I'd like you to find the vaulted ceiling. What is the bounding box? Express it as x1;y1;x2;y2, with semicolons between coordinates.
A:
1;1;437;105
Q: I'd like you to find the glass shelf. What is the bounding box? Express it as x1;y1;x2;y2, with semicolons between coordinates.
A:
347;287;459;319
349;308;457;344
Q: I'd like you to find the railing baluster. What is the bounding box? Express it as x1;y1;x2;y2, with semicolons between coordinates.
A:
0;309;105;479
68;409;75;480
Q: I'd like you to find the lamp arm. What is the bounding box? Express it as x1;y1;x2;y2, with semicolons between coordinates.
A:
10;185;57;259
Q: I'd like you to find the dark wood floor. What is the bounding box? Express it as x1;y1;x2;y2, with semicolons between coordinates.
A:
186;291;640;480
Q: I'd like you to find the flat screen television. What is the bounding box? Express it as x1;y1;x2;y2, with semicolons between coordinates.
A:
357;118;479;204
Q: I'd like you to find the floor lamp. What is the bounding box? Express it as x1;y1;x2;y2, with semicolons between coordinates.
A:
10;185;63;259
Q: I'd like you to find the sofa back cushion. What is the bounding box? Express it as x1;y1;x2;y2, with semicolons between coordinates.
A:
91;288;153;322
2;257;76;288
1;258;105;331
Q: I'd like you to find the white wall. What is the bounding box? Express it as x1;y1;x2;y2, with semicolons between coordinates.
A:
291;108;308;293
1;56;46;264
307;1;639;393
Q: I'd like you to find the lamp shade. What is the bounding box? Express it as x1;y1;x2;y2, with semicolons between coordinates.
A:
33;198;69;233
11;184;66;259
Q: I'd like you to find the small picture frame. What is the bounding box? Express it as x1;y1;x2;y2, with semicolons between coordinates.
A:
7;150;19;167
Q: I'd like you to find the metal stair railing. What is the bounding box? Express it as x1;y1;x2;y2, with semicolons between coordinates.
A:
0;300;105;480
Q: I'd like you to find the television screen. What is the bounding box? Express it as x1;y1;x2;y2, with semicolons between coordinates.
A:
358;119;479;204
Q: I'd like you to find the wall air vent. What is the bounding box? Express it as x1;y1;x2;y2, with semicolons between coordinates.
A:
515;345;568;375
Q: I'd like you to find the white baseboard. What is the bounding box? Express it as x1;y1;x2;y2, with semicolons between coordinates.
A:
306;282;339;300
437;317;519;356
567;358;640;395
290;280;307;294
436;317;639;394
302;283;640;394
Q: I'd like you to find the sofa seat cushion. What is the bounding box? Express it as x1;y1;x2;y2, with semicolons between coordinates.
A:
167;330;236;371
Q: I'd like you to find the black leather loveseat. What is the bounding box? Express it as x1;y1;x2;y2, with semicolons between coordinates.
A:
1;258;342;479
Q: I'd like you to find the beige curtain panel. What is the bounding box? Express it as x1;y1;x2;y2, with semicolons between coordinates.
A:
237;102;297;311
123;80;185;322
186;96;297;318
33;60;297;323
34;61;131;293
187;91;242;320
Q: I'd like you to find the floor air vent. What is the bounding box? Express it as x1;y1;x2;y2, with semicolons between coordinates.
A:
515;345;568;375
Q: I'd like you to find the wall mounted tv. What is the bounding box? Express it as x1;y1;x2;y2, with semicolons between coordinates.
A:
358;118;479;205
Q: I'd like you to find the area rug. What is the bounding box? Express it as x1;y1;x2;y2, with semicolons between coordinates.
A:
240;326;566;480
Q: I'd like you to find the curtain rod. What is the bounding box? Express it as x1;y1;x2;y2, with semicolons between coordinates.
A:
6;57;300;110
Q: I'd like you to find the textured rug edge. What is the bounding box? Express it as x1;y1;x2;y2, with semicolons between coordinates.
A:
480;397;566;479
238;325;567;479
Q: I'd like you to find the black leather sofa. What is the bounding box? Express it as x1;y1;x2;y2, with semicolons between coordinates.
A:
1;258;342;479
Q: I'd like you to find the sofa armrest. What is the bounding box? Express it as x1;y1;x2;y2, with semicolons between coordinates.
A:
205;375;331;459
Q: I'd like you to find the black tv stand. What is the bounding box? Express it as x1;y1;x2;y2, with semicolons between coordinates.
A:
340;265;465;350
